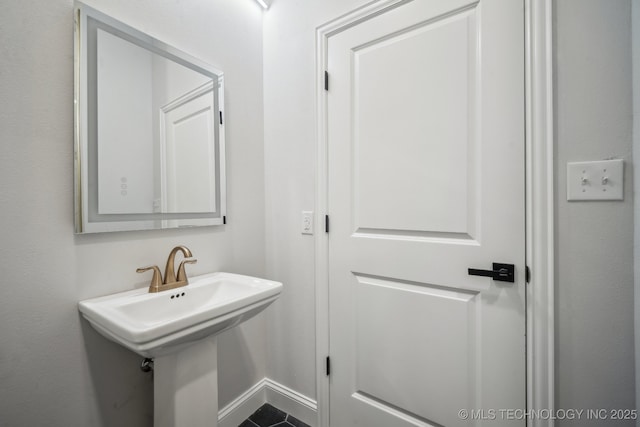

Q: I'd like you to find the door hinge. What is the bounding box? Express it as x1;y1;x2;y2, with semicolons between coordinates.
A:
326;356;331;376
324;71;329;91
219;111;223;125
325;215;329;233
223;215;227;225
525;265;531;283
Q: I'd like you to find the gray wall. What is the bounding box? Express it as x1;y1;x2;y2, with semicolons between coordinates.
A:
555;0;635;424
0;0;265;425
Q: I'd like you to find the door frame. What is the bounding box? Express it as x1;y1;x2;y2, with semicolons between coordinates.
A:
314;0;555;426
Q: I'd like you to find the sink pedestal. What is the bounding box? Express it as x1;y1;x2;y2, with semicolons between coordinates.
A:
154;337;219;427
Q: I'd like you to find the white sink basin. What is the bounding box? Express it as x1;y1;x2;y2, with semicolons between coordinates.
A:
79;272;282;357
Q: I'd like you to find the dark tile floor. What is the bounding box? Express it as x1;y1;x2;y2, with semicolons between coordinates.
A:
239;403;310;427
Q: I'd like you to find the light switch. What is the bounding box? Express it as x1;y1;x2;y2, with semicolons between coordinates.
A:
302;211;314;235
566;159;624;201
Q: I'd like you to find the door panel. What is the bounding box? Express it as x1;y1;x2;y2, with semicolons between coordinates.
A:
353;8;476;236
161;91;216;214
354;274;479;426
327;0;525;426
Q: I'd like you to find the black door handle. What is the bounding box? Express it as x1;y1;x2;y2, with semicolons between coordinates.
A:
468;263;515;283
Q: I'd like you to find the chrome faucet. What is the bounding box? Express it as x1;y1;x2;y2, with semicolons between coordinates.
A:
137;245;197;293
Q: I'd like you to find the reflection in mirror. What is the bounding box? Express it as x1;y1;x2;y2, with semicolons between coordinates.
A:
74;2;226;233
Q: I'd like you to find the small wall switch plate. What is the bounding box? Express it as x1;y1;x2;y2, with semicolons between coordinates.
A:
302;211;314;235
567;159;624;201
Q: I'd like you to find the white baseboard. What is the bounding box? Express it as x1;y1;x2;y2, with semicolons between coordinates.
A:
263;379;317;426
218;380;266;427
218;378;317;427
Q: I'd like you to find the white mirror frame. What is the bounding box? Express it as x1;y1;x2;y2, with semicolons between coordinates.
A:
74;2;226;233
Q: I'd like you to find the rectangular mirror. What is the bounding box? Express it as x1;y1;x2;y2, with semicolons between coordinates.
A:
74;2;226;233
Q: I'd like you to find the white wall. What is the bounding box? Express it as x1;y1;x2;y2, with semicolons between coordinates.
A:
634;0;640;420
0;0;265;425
555;0;635;423
263;0;369;401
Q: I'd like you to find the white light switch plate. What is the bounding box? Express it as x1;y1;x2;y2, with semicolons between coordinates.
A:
567;159;623;201
302;211;314;235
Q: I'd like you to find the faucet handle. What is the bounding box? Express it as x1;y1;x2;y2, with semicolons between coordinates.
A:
177;259;197;283
136;265;163;292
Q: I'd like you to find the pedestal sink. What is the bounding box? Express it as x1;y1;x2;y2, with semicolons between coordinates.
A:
79;272;282;427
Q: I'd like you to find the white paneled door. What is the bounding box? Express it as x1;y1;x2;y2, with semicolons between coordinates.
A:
161;89;217;214
326;0;525;426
